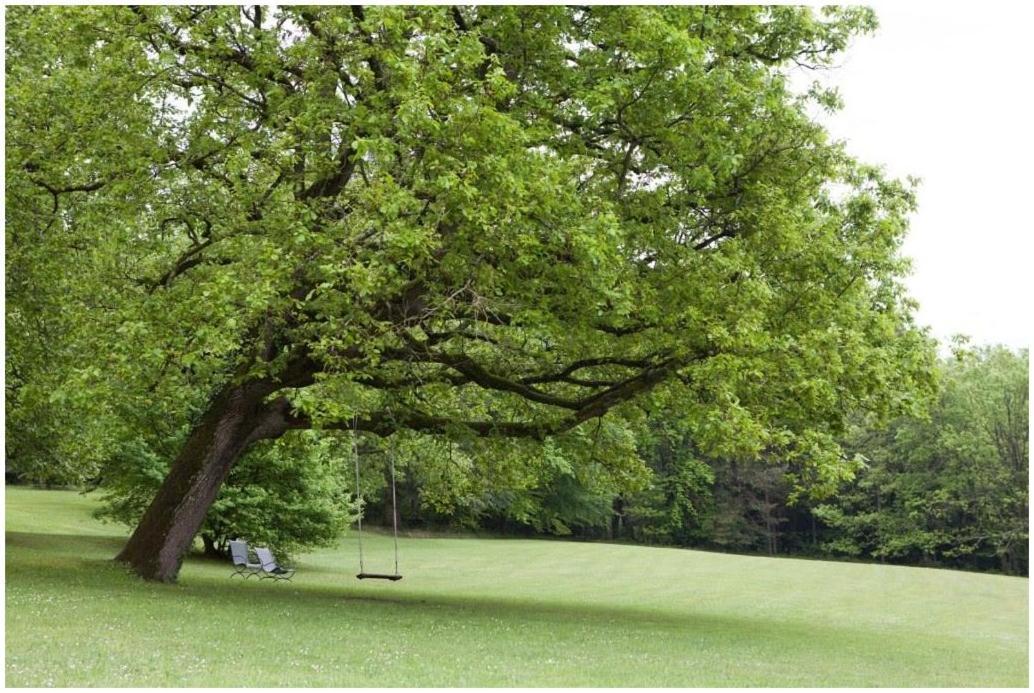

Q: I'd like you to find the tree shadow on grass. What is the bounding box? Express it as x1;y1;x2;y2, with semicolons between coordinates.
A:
6;529;767;629
0;530;933;643
6;531;125;555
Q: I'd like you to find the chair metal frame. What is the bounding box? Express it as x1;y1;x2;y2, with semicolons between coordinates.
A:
254;546;296;582
229;539;262;579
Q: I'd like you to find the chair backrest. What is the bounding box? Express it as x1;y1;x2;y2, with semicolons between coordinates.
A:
229;540;250;566
254;547;278;572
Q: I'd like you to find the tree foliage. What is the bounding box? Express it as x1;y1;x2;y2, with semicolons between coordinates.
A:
816;346;1028;573
93;432;356;560
5;6;935;580
482;347;1023;576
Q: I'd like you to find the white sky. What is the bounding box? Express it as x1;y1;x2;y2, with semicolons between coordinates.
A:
812;3;1033;351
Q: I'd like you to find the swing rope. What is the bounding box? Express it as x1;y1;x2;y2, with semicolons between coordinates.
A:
388;448;400;576
351;418;365;575
352;417;402;581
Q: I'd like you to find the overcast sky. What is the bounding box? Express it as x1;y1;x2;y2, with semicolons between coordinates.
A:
811;3;1032;351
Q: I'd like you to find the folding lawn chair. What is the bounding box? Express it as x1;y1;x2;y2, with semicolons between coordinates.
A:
254;546;295;582
229;539;262;579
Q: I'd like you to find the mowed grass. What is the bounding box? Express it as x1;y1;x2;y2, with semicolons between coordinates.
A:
5;488;1028;687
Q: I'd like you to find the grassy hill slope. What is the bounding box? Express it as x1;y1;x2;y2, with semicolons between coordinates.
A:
5;487;1028;686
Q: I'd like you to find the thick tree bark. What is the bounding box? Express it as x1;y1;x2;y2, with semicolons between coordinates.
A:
115;379;289;582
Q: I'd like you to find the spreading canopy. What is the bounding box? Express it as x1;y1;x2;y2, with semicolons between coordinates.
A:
8;6;932;498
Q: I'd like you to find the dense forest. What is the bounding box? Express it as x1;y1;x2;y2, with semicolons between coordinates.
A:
375;345;1030;575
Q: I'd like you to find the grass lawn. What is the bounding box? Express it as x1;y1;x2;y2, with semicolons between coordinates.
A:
5;487;1028;687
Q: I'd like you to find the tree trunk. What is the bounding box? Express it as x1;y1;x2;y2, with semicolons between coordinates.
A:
115;379;289;582
200;533;224;559
611;495;625;539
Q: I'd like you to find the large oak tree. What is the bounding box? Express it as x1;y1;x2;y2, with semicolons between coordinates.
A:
6;6;933;581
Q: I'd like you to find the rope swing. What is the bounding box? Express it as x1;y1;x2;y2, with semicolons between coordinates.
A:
351;418;402;581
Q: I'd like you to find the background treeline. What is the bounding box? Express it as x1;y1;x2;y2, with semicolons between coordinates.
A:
365;345;1030;575
7;345;1027;575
